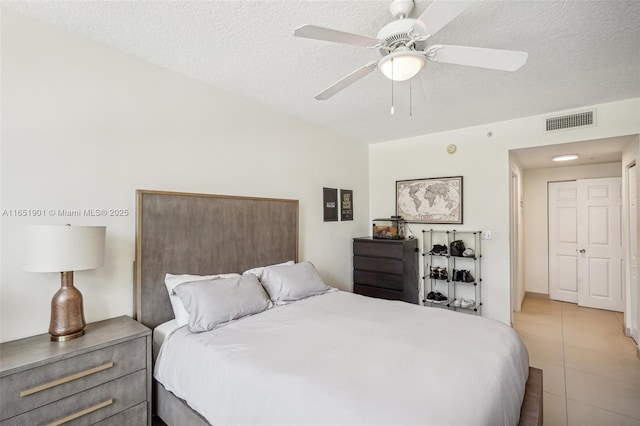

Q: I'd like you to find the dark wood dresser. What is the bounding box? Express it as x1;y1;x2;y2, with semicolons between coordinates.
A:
353;237;419;304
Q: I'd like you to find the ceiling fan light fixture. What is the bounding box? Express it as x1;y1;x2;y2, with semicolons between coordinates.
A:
552;154;579;162
378;50;426;81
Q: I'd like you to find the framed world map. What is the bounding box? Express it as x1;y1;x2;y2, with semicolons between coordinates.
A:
396;176;463;224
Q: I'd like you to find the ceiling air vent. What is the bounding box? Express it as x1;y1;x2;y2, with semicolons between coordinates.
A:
545;110;595;132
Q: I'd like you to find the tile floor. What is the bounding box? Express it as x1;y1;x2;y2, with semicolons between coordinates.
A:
513;297;640;426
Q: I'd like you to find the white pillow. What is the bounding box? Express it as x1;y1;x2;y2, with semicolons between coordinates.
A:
260;261;330;304
242;260;295;280
172;274;271;333
165;272;240;327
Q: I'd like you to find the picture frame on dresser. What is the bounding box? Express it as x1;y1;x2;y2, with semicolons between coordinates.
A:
396;176;463;224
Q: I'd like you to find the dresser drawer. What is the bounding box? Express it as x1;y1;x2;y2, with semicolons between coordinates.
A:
1;370;146;426
353;241;404;259
354;284;403;301
354;270;404;291
0;337;146;420
94;402;147;426
353;255;403;274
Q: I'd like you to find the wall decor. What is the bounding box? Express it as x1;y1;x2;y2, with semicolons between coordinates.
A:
396;176;463;224
323;187;338;222
340;189;353;221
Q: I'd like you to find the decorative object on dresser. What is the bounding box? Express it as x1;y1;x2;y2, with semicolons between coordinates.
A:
352;237;419;304
396;176;463;224
372;216;405;239
423;229;482;314
22;225;106;341
0;316;151;426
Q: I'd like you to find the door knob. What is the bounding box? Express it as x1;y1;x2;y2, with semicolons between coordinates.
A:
579;249;586;253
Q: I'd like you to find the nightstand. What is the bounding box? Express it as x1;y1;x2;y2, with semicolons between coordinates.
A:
0;316;151;425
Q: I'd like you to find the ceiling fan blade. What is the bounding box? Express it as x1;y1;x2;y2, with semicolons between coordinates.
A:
315;62;378;100
294;24;381;48
428;44;528;71
412;1;474;38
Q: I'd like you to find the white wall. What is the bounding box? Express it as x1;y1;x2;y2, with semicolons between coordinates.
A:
0;9;369;342
369;98;640;325
522;162;622;295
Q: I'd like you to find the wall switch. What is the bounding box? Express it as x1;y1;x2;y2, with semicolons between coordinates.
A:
481;230;492;240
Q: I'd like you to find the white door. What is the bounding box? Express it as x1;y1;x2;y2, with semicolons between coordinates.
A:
576;178;624;312
548;178;624;312
628;164;638;342
549;181;579;303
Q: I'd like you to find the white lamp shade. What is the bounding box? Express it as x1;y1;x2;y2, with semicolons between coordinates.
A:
23;225;106;272
379;51;426;81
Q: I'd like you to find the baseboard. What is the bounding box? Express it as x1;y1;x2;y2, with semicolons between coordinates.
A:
524;292;550;300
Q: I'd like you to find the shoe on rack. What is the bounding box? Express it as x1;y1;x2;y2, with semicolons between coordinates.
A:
429;244;448;255
462;248;475;257
429;266;439;279
452;299;462;307
426;291;436;301
462;270;475;283
438;267;448;280
433;291;448;303
452;269;462;282
461;299;475;308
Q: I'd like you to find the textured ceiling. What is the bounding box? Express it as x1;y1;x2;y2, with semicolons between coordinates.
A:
3;0;640;144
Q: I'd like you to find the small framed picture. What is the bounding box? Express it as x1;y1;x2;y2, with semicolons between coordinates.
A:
323;187;338;222
340;189;353;221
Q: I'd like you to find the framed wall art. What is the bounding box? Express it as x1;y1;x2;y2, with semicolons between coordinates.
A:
396;176;463;224
323;187;338;222
340;189;353;221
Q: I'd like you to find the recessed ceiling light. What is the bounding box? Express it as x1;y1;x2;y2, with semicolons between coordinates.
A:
552;154;579;162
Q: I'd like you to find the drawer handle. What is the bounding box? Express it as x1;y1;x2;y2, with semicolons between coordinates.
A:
46;398;113;426
19;362;114;397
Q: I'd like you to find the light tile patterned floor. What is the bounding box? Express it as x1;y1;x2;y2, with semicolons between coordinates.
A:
513;298;640;426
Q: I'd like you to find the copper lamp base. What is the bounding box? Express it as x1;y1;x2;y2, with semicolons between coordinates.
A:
49;271;86;342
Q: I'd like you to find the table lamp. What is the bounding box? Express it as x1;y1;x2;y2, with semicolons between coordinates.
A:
23;225;106;341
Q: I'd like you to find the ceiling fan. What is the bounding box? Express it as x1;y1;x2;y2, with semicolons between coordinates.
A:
294;0;528;100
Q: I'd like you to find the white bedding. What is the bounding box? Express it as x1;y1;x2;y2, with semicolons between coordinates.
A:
154;291;529;426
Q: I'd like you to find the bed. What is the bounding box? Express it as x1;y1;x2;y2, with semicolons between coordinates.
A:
135;189;542;426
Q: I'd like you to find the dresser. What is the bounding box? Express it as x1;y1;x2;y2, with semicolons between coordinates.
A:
0;316;151;426
353;237;419;304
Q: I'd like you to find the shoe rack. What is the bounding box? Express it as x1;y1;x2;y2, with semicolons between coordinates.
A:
422;229;482;315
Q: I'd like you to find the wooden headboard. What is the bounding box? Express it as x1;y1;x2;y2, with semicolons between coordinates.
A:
135;190;299;329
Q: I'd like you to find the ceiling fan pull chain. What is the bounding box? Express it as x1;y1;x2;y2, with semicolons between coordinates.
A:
390;58;395;115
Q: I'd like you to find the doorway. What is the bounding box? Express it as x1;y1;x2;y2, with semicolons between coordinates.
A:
548;177;623;311
628;163;638;342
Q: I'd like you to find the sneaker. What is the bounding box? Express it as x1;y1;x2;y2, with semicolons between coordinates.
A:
438;267;448;280
429;266;439;279
462;248;475;257
433;291;448;303
426;291;436;301
461;299;475;308
452;299;462;307
452;269;462;282
429;244;448;255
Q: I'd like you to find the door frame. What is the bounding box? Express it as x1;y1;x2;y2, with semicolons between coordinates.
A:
625;161;638;340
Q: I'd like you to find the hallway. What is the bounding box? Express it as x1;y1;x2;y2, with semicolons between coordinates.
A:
513;297;640;425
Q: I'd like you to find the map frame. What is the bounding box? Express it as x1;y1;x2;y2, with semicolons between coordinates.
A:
395;176;463;224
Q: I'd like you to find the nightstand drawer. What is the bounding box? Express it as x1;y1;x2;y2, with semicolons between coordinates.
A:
0;337;146;420
93;402;147;426
353;255;403;274
1;370;146;426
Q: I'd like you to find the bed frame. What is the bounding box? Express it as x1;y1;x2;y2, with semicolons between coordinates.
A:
134;189;542;426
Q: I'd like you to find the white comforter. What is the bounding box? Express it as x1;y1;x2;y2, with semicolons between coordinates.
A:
154;291;529;426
